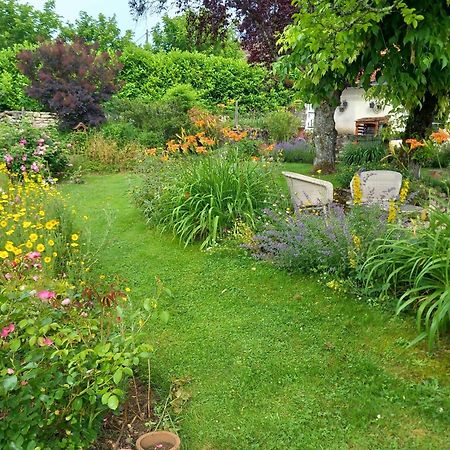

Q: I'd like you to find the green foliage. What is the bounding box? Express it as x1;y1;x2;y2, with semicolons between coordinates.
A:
105;86;200;144
340;140;387;166
0;121;69;177
0;45;41;111
262;110;301;142
100;121;163;148
137;150;281;248
60;11;134;52
118;47;293;111
279;0;450;130
361;204;450;348
0;290;151;449
275;139;314;163
0;0;61;49
162;83;199;113
428;141;450;169
150;13;244;59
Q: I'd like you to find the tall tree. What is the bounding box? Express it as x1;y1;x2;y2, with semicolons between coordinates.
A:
60;12;134;52
129;0;295;64
280;0;450;144
0;0;61;49
150;12;243;58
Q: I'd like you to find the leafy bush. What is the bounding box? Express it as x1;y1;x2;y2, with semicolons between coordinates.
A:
428;141;450;168
340;140;387;166
119;48;293;111
137;150;281;248
0;290;150;450
275;137;314;163
0;44;42;111
105;88;199;144
0;121;69;177
76;133;147;172
0;162;153;449
162;83;199;112
17;39;122;129
361;204;450;348
250;205;387;277
262;110;301;142
100;121;163;148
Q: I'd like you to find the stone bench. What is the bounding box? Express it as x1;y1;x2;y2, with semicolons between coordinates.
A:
282;171;334;208
350;170;402;206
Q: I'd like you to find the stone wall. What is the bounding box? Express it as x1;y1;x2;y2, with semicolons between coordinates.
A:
0;110;58;128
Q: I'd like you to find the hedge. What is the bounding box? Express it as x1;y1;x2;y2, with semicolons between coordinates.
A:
118;47;293;111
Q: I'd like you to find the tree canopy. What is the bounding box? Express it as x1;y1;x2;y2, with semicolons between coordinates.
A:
279;0;450;137
150;12;243;58
60;12;134;52
0;0;61;49
129;0;296;64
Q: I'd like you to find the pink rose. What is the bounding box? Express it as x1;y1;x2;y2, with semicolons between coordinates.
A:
4;154;13;164
1;323;15;338
41;337;53;346
61;298;71;306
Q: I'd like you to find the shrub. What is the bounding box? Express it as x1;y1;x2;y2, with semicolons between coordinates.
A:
80;133;147;172
100;121;164;148
0;290;151;449
361;204;450;348
0;162;153;449
119;48;293;111
340;140;387;166
262;110;301;142
250;205;387;277
105;92;197;143
0;44;42;111
0;121;69;178
138;150;281;248
162;83;199;113
275;138;314;163
17;39;122;129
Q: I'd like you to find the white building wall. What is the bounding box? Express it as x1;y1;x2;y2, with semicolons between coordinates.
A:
304;87;394;135
334;87;392;134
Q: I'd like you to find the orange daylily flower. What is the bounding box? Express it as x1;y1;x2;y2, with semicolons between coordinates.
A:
405;138;426;149
430;129;450;144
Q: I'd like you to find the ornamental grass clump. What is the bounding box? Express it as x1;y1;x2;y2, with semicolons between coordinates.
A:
140;150;281;248
361;203;450;349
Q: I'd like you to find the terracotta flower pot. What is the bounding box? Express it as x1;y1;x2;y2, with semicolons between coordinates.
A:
136;431;181;450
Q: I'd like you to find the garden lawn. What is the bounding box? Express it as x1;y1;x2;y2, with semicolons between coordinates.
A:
62;174;450;450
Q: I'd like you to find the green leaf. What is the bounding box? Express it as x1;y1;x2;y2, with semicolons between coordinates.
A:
3;375;18;391
113;368;123;385
101;392;110;405
107;394;119;410
9;338;21;352
159;310;170;324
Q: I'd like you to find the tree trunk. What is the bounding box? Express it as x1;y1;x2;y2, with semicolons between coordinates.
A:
404;90;439;139
313;99;338;169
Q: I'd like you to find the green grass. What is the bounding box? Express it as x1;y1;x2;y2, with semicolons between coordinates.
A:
61;173;450;450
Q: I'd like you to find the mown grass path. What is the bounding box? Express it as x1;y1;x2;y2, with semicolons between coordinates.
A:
62;174;449;450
